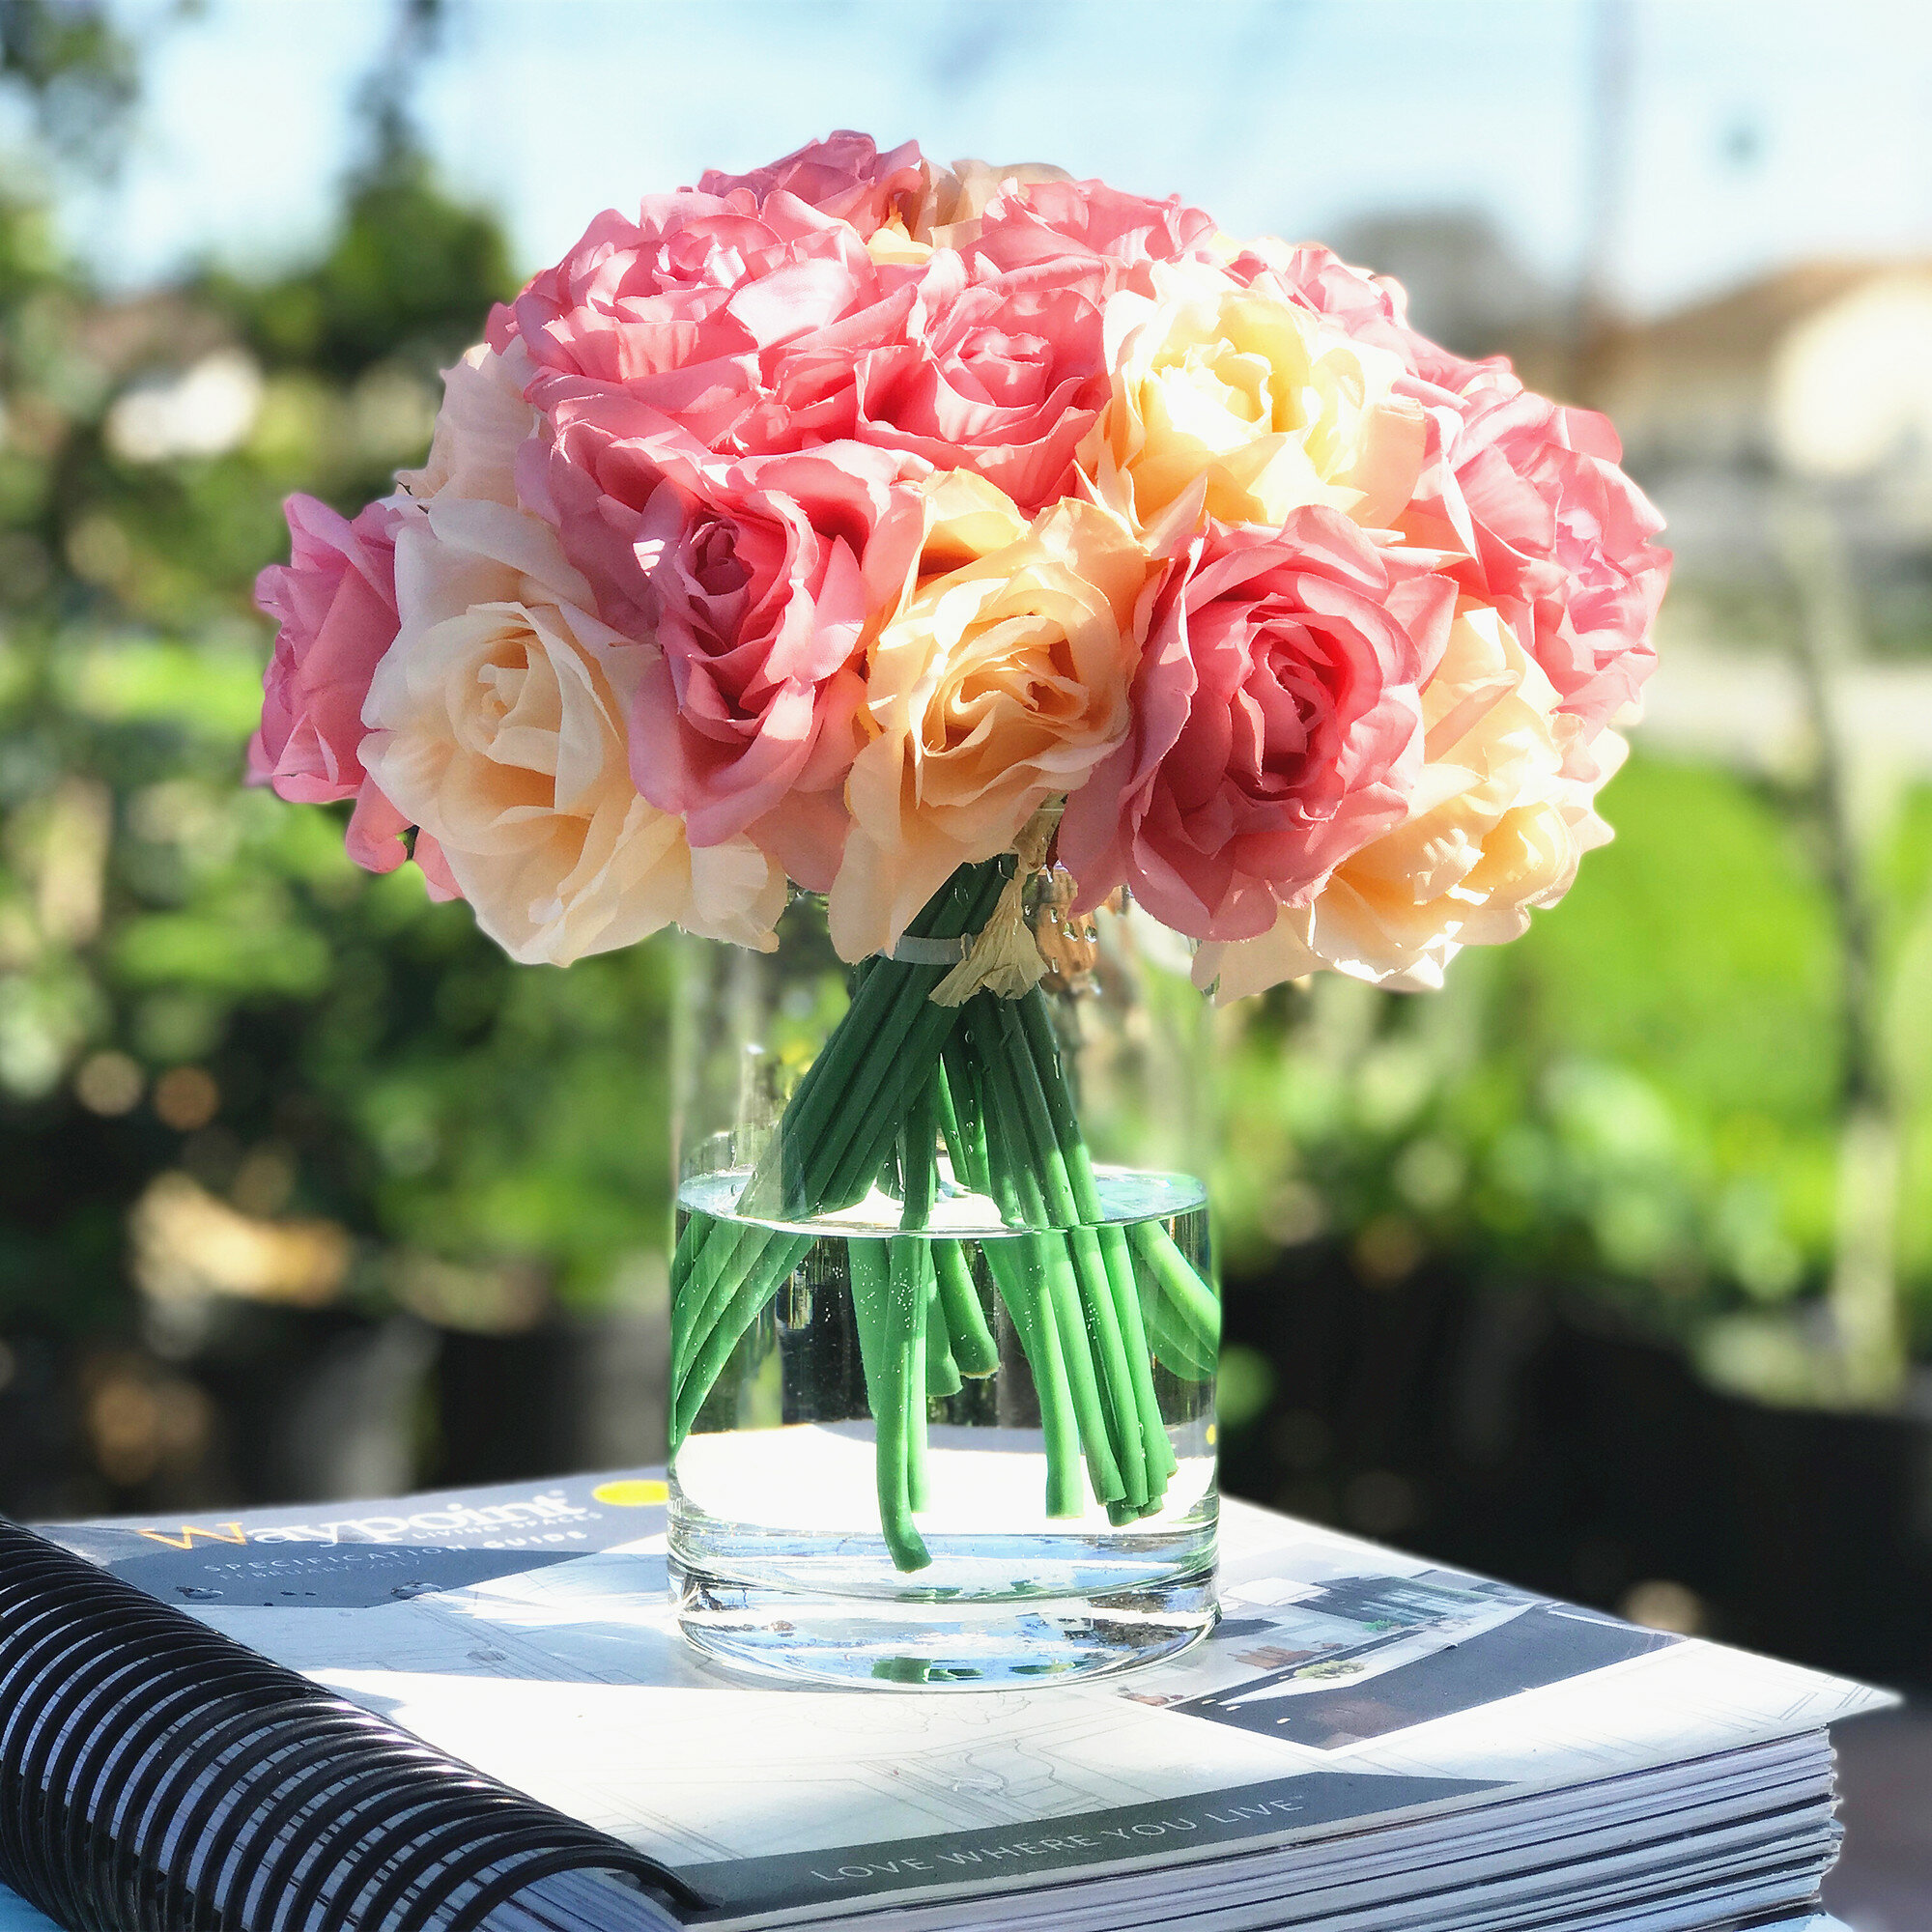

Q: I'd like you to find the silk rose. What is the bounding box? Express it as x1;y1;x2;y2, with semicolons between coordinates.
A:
696;130;928;240
500;188;921;460
1256;242;1669;739
1059;508;1454;942
1081;257;1427;550
829;490;1149;961
248;493;463;893
360;496;783;966
1194;600;1623;997
848;246;1108;512
523;398;924;892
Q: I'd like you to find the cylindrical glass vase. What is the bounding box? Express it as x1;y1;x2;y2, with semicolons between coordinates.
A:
667;859;1219;1688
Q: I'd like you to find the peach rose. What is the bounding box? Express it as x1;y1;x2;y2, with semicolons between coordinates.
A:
301;338;540;900
361;496;783;965
827;493;1150;961
1408;373;1667;737
1194;601;1623;997
1080;257;1427;549
1059;509;1454;942
913;158;1074;250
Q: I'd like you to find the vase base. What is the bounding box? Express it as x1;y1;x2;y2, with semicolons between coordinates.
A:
670;1560;1218;1690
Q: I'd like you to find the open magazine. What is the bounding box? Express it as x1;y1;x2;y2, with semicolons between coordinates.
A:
7;1450;1891;1931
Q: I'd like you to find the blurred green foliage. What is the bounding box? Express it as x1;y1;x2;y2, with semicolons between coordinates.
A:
1214;751;1932;1363
211;156;513;384
0;15;676;1344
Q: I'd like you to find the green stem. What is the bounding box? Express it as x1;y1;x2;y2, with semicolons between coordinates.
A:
933;1238;999;1378
928;1065;1001;1378
940;1040;991;1193
1102;1220;1179;1492
1010;993;1178;1495
933;1065;970;1187
1136;1259;1219;1380
988;1000;1149;1510
895;1236;931;1519
672;1231;813;1443
671;885;1010;1440
895;1086;939;1524
899;1077;937;1223
979;1037;1125;1507
849;1236;927;1571
671;864;1007;1406
925;1264;963;1396
671;1213;751;1389
1069;1224;1150;1510
848;1235;891;1397
759;867;1001;1220
1131;1218;1221;1353
669;856;1217;1560
973;1065;1085;1516
979;1232;1084;1518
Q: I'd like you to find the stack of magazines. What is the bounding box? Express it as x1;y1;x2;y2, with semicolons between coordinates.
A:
0;1456;1886;1932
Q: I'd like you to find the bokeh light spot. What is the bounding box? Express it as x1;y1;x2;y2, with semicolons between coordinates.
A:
154;1065;219;1131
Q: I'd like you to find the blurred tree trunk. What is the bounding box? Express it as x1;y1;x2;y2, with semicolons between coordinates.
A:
1569;0;1634;408
1776;493;1907;1404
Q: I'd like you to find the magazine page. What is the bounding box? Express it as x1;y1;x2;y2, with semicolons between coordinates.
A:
39;1451;1889;1923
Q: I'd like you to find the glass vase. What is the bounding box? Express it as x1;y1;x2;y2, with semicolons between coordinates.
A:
667;857;1219;1688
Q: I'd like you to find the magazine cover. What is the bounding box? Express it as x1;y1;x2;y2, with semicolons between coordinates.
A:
37;1452;1887;1924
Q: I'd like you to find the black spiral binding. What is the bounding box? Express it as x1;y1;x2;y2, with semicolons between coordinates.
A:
0;1519;702;1932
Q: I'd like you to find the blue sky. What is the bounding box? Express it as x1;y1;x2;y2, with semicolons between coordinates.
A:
78;0;1930;319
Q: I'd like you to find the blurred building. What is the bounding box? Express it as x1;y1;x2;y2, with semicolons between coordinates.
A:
1594;262;1932;630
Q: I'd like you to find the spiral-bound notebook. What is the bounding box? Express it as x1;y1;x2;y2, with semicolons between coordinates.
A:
0;1456;1890;1932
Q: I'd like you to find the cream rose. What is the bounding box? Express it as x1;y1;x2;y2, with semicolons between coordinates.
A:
827;492;1149;961
1081;257;1426;547
397;340;538;510
1194;602;1623;998
361;497;783;965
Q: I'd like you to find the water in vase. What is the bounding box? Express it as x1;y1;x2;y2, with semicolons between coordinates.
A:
668;1164;1218;1688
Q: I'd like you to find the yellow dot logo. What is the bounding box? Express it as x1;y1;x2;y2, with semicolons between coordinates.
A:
591;1479;669;1507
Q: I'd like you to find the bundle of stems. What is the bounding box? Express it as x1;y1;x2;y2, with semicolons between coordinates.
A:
669;858;1220;1573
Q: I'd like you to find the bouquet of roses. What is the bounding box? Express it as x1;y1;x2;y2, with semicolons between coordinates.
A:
250;132;1667;1568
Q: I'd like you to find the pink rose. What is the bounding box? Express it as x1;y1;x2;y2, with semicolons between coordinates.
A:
501;190;920;460
696;130;928;239
521;399;924;890
969;178;1219;293
250;493;402;807
1259;244;1669;738
850;249;1107;511
1414;377;1668;736
1194;603;1625;998
250;496;462;899
1225;241;1408;343
1059;508;1454;943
